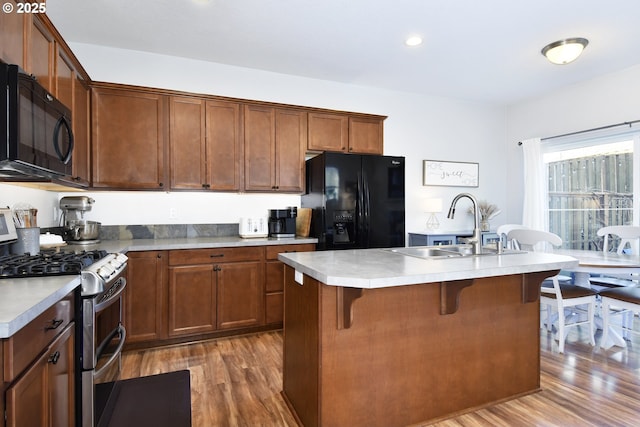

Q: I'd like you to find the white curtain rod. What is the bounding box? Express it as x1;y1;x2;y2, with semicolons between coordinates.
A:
517;119;640;146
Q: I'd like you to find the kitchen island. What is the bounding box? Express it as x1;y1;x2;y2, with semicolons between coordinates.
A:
278;248;578;427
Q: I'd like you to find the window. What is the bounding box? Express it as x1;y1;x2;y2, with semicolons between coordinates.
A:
542;130;640;250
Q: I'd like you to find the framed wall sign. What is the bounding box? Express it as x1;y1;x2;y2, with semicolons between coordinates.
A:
423;160;479;187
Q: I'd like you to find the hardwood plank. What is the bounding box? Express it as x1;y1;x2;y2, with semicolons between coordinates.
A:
121;318;640;427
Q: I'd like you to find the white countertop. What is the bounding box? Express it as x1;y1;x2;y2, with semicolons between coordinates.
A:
278;248;579;289
1;236;317;339
0;275;81;338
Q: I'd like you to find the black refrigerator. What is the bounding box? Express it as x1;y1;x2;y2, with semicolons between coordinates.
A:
302;152;405;250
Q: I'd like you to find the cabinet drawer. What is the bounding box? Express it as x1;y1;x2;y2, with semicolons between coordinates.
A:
169;246;264;265
265;243;315;260
3;291;75;382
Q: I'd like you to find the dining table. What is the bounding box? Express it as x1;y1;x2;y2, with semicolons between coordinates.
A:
554;248;640;349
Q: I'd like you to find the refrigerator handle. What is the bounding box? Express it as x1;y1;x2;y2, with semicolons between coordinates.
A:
356;171;364;246
362;171;371;246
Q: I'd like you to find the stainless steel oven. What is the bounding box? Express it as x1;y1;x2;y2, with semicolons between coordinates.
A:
79;253;128;427
0;244;128;427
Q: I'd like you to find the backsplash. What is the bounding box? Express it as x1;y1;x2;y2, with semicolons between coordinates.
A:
45;223;239;240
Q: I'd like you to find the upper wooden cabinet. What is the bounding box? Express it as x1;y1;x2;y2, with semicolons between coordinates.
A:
308;112;349;152
348;116;384;154
244;105;306;192
0;0;26;67
308;112;384;155
92;84;168;189
169;96;207;190
169;97;242;191
206;100;243;191
26;15;54;92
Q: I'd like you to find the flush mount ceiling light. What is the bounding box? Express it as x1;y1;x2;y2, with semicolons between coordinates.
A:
541;37;589;65
405;36;423;47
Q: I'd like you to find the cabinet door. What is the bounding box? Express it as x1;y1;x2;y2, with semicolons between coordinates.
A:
92;86;167;189
6;324;74;427
244;104;275;191
124;251;167;344
71;74;91;185
307;112;349;152
169;96;207;190
54;48;74;110
275;109;306;192
0;0;25;67
27;15;54;92
348;116;384;154
206;100;242;191
168;265;217;337
47;324;75;427
217;261;264;330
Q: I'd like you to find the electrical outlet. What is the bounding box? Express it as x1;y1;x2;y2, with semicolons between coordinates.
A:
169;208;178;219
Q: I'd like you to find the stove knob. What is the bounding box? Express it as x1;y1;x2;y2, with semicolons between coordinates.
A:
98;264;115;279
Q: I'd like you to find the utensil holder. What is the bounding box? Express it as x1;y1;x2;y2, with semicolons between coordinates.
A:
11;227;40;255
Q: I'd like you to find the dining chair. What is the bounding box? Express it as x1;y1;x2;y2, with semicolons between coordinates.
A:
589;226;640;289
508;229;598;353
600;286;640;349
495;224;528;249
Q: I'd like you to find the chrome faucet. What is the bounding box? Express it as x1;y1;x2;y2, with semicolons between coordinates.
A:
447;193;482;254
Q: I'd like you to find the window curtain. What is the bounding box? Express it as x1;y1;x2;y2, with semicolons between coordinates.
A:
521;137;547;230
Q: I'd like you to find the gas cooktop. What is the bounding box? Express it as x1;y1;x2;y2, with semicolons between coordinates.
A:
0;249;109;279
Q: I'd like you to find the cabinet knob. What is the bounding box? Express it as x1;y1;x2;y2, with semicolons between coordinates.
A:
159;182;164;187
48;351;61;365
45;318;64;331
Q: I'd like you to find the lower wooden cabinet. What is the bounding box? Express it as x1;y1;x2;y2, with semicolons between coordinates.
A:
124;251;167;344
124;243;314;348
5;324;75;427
265;244;316;325
169;247;264;336
2;291;76;427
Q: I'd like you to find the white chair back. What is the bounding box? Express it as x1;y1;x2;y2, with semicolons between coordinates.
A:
495;224;529;249
507;229;562;252
597;225;640;254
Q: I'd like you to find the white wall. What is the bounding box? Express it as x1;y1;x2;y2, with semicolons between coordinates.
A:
505;64;640;223
2;44;508;234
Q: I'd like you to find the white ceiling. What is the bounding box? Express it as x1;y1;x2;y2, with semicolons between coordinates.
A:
46;0;640;106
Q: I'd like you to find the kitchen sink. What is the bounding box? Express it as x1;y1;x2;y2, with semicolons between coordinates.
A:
383;244;525;259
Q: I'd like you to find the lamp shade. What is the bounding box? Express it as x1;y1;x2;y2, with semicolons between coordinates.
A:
541;38;588;65
423;198;443;213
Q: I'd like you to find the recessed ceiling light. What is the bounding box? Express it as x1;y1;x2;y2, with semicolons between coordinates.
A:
405;36;423;47
541;37;589;65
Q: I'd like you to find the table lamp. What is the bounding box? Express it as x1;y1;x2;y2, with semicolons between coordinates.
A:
423;198;443;230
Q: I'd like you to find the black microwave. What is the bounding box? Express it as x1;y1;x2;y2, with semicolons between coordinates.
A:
0;63;75;182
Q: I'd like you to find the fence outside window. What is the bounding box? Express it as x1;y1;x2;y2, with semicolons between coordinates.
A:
548;152;633;250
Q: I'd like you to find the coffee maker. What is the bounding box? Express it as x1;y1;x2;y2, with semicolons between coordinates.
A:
59;196;101;244
268;207;297;238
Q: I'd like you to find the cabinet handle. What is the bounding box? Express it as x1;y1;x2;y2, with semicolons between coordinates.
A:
45;318;64;331
48;351;61;365
214;266;221;272
210;254;225;258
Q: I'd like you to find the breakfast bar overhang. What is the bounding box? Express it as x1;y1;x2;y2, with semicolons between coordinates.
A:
278;248;578;427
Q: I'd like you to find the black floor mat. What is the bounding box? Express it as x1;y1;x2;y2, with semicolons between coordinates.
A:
96;370;191;427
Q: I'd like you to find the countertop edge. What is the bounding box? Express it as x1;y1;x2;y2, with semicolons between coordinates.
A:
278;250;579;289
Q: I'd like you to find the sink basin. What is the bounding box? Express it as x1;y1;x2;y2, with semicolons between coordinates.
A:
384;245;525;259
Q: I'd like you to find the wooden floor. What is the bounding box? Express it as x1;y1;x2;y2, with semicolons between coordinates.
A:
121;322;640;427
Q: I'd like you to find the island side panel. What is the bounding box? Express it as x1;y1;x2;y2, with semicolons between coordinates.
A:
282;267;320;427
316;274;542;427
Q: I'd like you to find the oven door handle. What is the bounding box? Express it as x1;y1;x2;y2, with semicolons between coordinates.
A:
94;323;126;379
94;277;127;314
